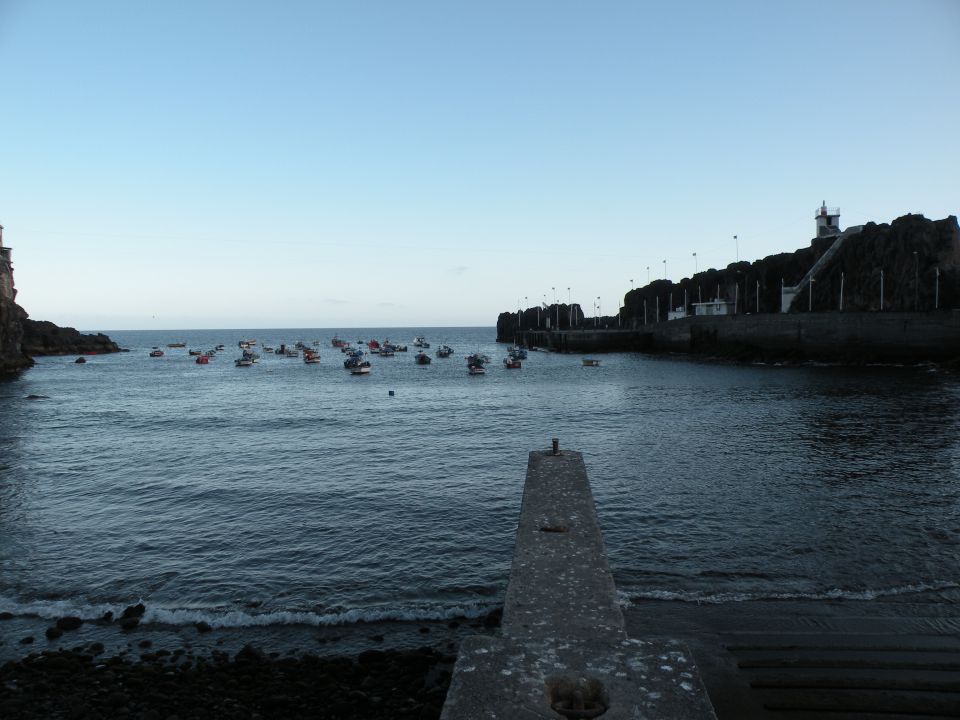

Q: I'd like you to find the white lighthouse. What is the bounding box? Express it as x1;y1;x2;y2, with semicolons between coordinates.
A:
815;201;840;238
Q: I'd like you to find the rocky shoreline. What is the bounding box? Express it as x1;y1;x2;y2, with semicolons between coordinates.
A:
1;643;454;719
0;604;505;719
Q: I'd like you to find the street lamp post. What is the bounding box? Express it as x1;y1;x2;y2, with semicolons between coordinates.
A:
734;235;739;262
524;296;528;328
567;287;571;327
597;297;601;327
693;252;697;275
914;251;919;310
646;266;650;284
662;259;667;280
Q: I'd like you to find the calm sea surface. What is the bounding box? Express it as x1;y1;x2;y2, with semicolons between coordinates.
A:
1;327;958;639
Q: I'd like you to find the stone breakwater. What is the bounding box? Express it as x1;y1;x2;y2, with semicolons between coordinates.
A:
504;311;960;363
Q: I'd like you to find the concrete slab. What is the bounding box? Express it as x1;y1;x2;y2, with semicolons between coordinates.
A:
442;634;716;719
441;448;717;719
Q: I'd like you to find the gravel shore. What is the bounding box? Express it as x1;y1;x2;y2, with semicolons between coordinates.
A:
1;642;454;719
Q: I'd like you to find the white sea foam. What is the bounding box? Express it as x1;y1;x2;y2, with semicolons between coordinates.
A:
0;595;494;628
626;580;960;604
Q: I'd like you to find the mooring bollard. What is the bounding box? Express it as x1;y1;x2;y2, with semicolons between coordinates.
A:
552;437;560;455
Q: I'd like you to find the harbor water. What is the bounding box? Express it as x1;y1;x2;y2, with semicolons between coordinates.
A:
1;327;958;655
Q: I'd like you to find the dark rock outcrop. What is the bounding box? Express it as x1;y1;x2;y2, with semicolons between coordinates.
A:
20;319;119;356
1;236;119;373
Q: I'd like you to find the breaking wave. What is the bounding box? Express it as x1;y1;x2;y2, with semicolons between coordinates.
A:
0;596;497;628
626;580;960;604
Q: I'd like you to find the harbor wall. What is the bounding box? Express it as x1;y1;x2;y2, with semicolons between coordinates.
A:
507;311;960;362
440;446;716;719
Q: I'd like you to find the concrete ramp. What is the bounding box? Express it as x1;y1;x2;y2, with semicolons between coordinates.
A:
441;447;717;719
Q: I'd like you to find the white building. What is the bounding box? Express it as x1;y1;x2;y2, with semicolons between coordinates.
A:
691;298;735;316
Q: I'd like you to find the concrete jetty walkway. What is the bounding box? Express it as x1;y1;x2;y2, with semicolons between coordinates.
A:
441;444;716;719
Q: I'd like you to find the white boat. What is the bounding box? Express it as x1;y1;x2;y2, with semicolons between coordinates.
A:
235;358;253;367
582;358;600;367
350;365;371;375
468;365;486;375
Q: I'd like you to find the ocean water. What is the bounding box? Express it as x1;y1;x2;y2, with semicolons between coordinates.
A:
1;327;959;646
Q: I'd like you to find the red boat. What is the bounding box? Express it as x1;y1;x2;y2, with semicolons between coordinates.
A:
196;355;210;364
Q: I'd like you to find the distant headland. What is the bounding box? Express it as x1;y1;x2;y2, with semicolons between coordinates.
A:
0;224;119;376
498;210;960;363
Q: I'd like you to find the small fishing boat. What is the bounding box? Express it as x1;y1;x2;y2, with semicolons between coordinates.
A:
415;351;432;365
582;358;600;367
503;357;521;369
149;349;164;357
235;358;253;367
262;345;274;353
394;344;408;352
303;350;321;364
350;365;371;375
189;349;202;356
436;345;454;358
332;336;347;348
413;335;430;348
196;355;210;365
167;342;186;348
509;346;528;360
467;354;487;375
74;357;86;364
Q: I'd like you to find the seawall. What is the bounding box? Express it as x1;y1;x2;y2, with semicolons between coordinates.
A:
441;445;716;719
506;311;960;363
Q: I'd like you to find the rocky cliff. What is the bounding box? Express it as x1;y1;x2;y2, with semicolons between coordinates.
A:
496;214;960;345
0;242;33;375
0;296;33;375
0;239;119;375
620;214;960;323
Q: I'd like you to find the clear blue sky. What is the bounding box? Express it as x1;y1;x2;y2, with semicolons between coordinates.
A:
1;0;957;330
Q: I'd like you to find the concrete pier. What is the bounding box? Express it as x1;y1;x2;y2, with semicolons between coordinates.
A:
508;311;960;362
440;447;716;719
